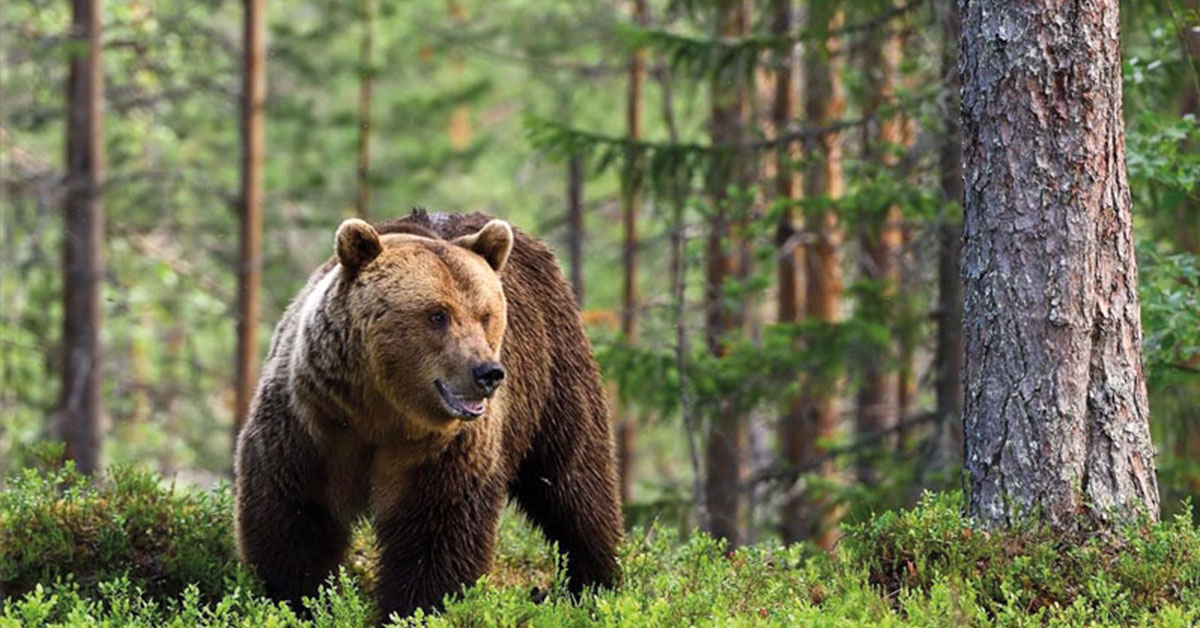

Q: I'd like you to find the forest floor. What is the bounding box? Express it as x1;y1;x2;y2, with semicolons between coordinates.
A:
1;463;1199;627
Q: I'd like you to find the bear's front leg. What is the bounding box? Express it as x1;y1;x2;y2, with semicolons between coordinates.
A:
235;417;351;610
512;387;623;594
371;457;504;621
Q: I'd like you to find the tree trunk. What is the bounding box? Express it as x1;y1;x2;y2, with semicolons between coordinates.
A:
355;0;373;220
895;48;920;432
566;152;585;306
59;0;105;473
773;0;808;546
234;0;266;439
1174;1;1200;464
616;0;648;506
704;0;749;548
935;0;964;467
855;12;904;467
446;2;472;150
785;3;846;549
960;0;1160;529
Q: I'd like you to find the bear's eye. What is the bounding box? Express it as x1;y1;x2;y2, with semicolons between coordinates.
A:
428;310;450;329
481;313;491;328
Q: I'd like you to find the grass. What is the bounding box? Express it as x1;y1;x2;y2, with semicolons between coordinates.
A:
2;463;1198;627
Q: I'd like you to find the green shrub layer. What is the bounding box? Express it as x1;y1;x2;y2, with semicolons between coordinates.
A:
2;467;1198;627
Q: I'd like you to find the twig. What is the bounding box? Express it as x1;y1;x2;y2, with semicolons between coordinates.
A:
745;411;940;488
660;61;707;530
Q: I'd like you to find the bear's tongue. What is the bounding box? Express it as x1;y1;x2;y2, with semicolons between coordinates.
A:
461;398;485;415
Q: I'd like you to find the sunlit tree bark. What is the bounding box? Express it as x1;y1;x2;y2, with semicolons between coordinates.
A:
234;0;266;439
784;1;846;549
616;0;649;505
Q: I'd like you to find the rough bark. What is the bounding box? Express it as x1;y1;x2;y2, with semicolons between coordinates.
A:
784;3;846;549
355;0;373;220
704;0;750;547
935;0;964;467
960;0;1160;529
59;0;105;473
616;0;648;506
855;11;904;465
234;0;266;438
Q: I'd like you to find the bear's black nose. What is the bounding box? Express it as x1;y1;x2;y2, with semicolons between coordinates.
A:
473;361;505;394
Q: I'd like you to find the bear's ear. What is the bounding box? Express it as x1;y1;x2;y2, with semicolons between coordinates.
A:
335;218;382;272
453;219;513;272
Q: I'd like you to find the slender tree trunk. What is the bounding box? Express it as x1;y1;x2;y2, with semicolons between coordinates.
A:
935;0;964;467
355;0;373;220
566;152;585;306
234;0;266;439
773;0;809;546
788;2;846;550
895;51;920;432
447;1;472;149
657;65;707;529
704;0;750;547
961;0;1160;529
616;0;648;505
1175;1;1200;465
1174;2;1200;255
855;13;904;468
59;0;104;473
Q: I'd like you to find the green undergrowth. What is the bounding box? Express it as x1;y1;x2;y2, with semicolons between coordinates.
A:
2;465;1199;627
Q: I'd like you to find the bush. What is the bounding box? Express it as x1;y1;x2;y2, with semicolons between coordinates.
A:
0;462;240;602
844;492;1200;626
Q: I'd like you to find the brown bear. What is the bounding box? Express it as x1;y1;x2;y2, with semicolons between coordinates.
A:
234;210;623;620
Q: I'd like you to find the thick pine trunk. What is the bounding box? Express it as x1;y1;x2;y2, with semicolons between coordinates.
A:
234;0;266;438
60;0;104;473
704;0;750;547
355;0;373;220
616;0;648;505
935;0;965;467
855;15;904;465
960;0;1160;529
784;3;846;549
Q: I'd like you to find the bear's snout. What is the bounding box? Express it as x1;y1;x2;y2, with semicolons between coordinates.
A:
472;361;505;396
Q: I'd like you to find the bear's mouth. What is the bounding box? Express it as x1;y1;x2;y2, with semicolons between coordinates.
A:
435;379;486;420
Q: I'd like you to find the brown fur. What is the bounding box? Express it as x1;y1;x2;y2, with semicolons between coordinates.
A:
234;210;623;620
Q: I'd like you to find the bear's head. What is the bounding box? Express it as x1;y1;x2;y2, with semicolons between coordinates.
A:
332;217;513;427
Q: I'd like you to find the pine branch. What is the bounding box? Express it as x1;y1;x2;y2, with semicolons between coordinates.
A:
620;0;924;76
745;412;941;488
526;90;935;186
